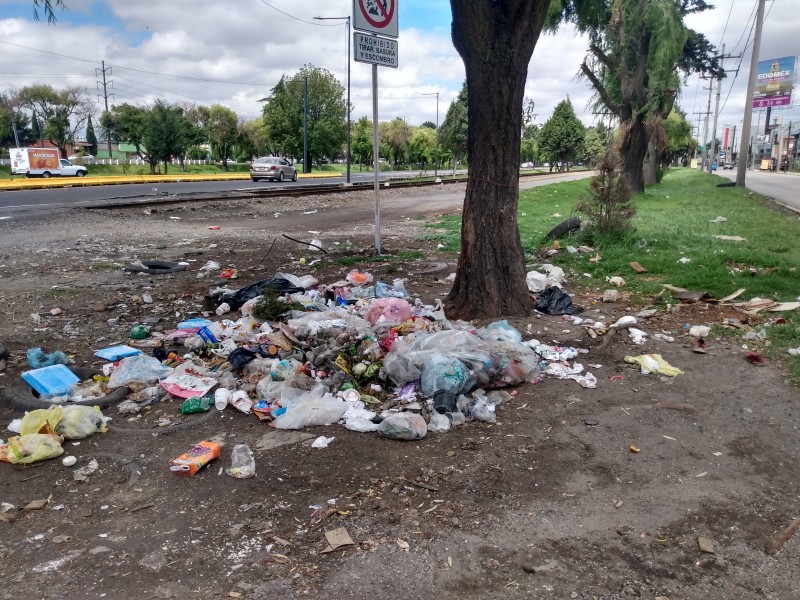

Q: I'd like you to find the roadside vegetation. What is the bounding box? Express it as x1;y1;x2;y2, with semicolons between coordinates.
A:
427;168;800;377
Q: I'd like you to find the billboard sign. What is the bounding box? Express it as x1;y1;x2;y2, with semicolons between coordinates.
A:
753;56;795;108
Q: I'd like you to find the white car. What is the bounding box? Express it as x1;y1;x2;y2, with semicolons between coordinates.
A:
249;157;298;182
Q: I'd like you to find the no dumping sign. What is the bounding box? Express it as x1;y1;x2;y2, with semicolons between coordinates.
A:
353;0;398;38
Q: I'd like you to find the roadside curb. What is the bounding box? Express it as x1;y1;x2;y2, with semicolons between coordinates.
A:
0;172;341;191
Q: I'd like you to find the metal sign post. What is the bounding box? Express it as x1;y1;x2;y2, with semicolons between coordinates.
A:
354;0;399;255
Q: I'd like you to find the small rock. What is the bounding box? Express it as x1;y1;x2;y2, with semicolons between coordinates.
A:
52;535;71;544
602;289;619;303
698;536;715;554
89;546;112;555
522;559;558;574
655;596;670;600
139;550;168;572
571;593;579;599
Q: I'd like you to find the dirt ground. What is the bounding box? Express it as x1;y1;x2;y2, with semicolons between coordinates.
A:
0;184;798;600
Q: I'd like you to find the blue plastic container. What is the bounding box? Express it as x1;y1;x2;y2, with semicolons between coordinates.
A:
21;364;80;397
94;345;143;361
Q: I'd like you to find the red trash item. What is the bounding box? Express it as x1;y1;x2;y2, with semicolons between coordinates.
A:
220;268;238;279
170;441;221;476
744;351;765;366
208;226;221;230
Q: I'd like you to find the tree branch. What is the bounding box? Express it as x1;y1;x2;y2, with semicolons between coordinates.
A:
580;61;621;116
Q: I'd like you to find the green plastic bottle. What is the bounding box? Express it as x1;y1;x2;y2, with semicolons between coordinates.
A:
180;396;214;414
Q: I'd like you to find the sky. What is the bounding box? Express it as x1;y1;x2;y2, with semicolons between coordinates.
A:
0;0;798;147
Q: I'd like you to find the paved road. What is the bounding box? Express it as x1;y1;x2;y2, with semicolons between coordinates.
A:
0;172;385;218
717;169;800;212
0;169;581;221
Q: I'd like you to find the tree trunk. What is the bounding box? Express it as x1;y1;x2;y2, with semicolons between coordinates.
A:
445;0;549;320
643;135;658;185
619;114;648;193
163;160;169;175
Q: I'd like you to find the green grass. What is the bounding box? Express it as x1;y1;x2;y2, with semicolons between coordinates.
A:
426;167;800;376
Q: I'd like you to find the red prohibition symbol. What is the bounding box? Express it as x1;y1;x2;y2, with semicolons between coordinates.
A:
359;0;395;29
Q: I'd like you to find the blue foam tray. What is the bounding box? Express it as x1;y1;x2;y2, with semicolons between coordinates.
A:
21;364;80;397
94;345;143;361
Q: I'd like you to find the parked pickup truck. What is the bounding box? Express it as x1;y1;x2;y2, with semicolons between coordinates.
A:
9;147;88;178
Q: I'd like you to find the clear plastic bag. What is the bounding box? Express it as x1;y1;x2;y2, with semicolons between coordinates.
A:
226;444;256;478
477;320;523;344
107;355;172;389
272;392;347;429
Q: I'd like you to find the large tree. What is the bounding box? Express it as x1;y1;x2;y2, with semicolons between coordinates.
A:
17;84;92;157
553;0;718;191
261;65;346;166
538;98;585;171
33;0;63;22
445;1;552;319
0;92;32;147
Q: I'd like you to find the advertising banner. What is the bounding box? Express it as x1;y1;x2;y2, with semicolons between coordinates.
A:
753;56;795;108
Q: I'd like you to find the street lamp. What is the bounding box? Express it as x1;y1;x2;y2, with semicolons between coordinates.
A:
421;92;439;178
314;15;351;184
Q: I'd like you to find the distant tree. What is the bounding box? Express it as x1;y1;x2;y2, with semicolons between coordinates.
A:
439;81;468;172
206;104;239;171
0;92;32;147
17;84;92;157
142;101;185;175
85;116;97;155
380;117;413;166
538;99;585;171
408;126;436;168
661;107;695;167
33;0;64;23
101;103;153;171
30;112;42;145
581;125;606;167
521;123;539;164
237;118;270;162
262;65;346;166
351;116;373;170
420;120;436;130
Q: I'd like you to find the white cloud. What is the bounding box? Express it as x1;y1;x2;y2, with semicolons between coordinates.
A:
1;0;797;139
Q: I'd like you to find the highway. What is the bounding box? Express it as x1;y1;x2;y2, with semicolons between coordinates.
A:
717;169;800;213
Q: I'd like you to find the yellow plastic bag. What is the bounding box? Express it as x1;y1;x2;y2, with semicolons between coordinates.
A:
624;354;684;377
0;433;64;464
20;405;64;435
56;405;107;440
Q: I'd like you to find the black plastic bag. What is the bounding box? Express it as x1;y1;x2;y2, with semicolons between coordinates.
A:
228;348;257;368
222;277;305;311
535;287;583;315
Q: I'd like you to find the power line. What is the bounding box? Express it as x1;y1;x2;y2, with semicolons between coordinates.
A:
0;39;97;64
255;0;341;26
729;0;759;55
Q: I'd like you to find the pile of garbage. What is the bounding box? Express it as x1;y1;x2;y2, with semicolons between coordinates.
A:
2;268;596;465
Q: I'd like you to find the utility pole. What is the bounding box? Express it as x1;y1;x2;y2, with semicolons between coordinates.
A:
708;44;725;173
95;60;113;160
737;0;766;187
700;77;713;170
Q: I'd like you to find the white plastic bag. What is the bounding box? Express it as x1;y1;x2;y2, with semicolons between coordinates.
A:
272;393;347;429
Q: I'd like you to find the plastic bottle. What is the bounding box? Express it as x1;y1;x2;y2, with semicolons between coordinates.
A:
214;388;232;410
215;302;231;316
180;396;213;414
226;443;256;478
420;352;470;414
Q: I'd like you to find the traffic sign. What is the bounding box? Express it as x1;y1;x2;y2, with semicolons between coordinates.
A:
353;0;398;38
354;33;398;69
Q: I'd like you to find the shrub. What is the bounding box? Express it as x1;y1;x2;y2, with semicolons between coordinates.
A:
575;150;635;238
